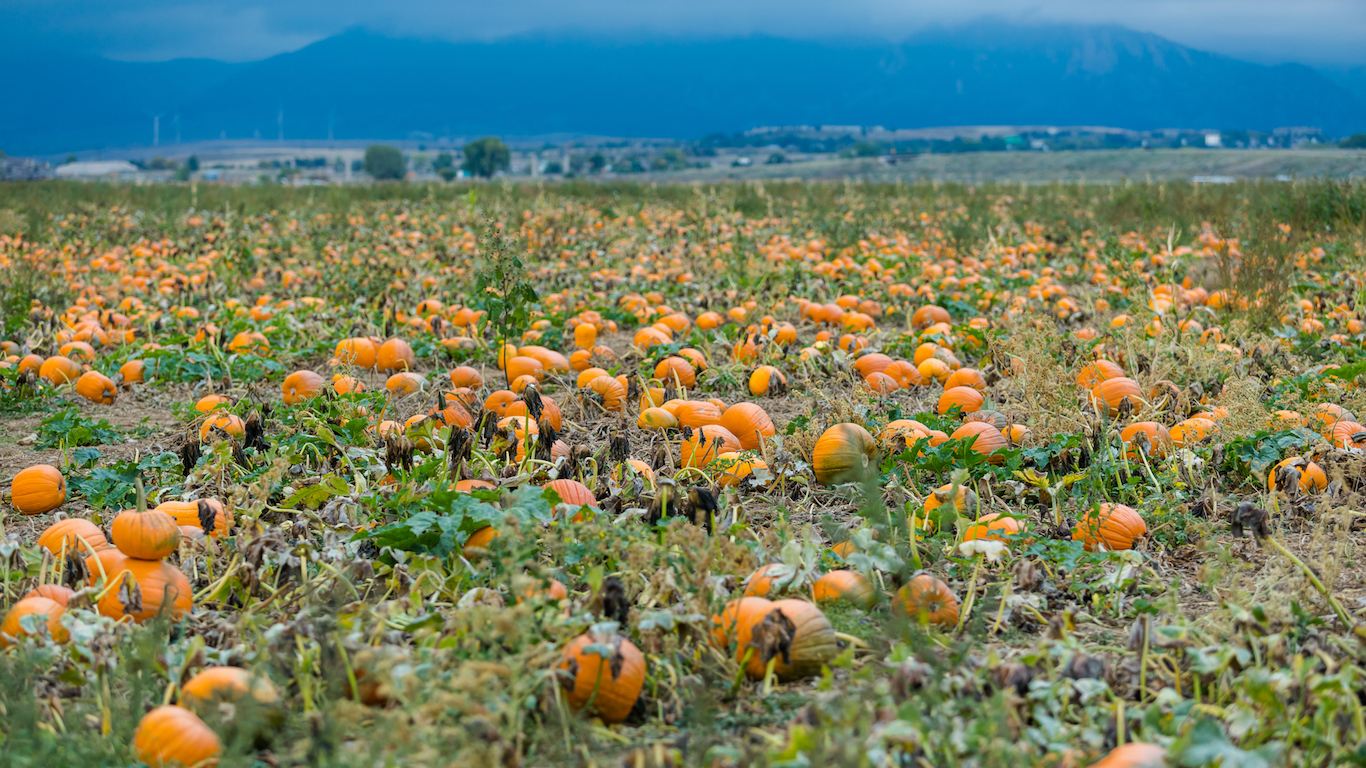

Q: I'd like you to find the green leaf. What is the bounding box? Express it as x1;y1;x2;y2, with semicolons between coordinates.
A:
1176;719;1281;768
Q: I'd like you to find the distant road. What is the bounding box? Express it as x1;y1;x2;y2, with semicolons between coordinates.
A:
647;149;1366;183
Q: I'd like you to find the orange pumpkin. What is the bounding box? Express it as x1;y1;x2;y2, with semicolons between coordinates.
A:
720;403;775;450
938;386;985;415
812;423;878;485
282;369;325;404
39;355;83;385
37;517;109;555
943;368;987;393
545;479;597;509
333;337;378;368
133;706;222;768
949;422;1008;463
558;631;646;724
1267;458;1328;493
1073;503;1147;551
75;370;117;404
88;550;193;623
10;464;67;515
894;574;959;627
449;365;482;388
654;356;697;388
111;507;181;560
962;513;1023;543
155;499;234;538
1120;422;1172;459
681;424;742;468
1075;360;1125;389
1090;377;1143;416
376;338;415;372
749;365;787;396
182;666;280;708
1088;742;1166;768
1;596;68;647
812;570;875;609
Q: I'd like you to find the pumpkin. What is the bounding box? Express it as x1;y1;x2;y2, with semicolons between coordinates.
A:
882;360;923;387
749;365;787;396
463;526;499;554
852;353;894;378
1075;360;1125;389
518;345;570;372
713;452;767;487
1;596;68;647
812;423;878;485
10;464;67;515
505;356;545;383
1088;742;1167;768
950;422;1008;463
1268;458;1328;493
894;574;959;627
89;550;193;623
743;564;800;598
962;513;1023;543
681;424;742;468
938;386;985;415
1169;417;1216;447
199;414;245;440
449;365;482;388
1120;422;1173;459
1091;377;1143;416
376;338;415;372
24;584;76;606
675;400;724;429
1073;503;1147;551
917;357;951;384
182;666;280;707
583;375;627;412
812;570;875;609
195;394;232;413
282;370;325;404
120;359;147;383
654;356;697;388
37;517;109;555
725;598;839;681
720;403;775;450
111;506;182;559
384;372;426;395
334;337;378;368
38;355;82;384
944;368;988;393
638;407;678;430
864;371;899;394
156;499;234;537
75;370;117;404
574;323;597;349
332;375;364;394
133;705;222;768
912;305;951;330
545;478;597;509
558;631;646;724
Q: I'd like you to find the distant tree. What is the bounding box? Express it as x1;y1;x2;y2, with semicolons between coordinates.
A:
186;155;200;172
461;137;510;178
364;144;406;180
0;148;7;158
544;160;564;175
64;154;77;165
1341;133;1366;149
588;153;607;173
433;152;454;171
766;152;786;164
437;167;457;182
852;141;880;157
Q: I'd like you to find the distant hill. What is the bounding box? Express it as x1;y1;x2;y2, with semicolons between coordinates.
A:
3;24;1364;156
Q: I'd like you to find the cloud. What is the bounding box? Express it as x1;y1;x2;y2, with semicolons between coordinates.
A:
3;0;1364;65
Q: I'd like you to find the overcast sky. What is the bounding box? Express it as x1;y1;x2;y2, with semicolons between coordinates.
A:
4;0;1364;66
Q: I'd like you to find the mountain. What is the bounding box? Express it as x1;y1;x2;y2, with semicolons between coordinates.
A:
2;24;1364;156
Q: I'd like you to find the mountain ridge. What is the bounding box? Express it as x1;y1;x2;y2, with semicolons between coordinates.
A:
2;24;1363;156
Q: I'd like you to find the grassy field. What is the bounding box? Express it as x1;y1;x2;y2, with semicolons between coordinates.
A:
2;178;1366;767
651;148;1366;184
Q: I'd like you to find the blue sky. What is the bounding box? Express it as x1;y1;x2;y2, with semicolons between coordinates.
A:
3;0;1364;65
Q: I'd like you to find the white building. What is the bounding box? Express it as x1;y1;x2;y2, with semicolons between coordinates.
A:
55;161;140;180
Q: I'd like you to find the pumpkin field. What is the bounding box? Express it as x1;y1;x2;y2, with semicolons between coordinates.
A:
4;179;1366;767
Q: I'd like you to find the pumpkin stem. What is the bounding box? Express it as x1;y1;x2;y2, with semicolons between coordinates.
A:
135;472;147;513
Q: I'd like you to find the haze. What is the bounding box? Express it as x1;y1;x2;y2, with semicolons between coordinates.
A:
3;0;1364;66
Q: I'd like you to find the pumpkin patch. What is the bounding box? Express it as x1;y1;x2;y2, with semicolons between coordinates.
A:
1;180;1364;765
